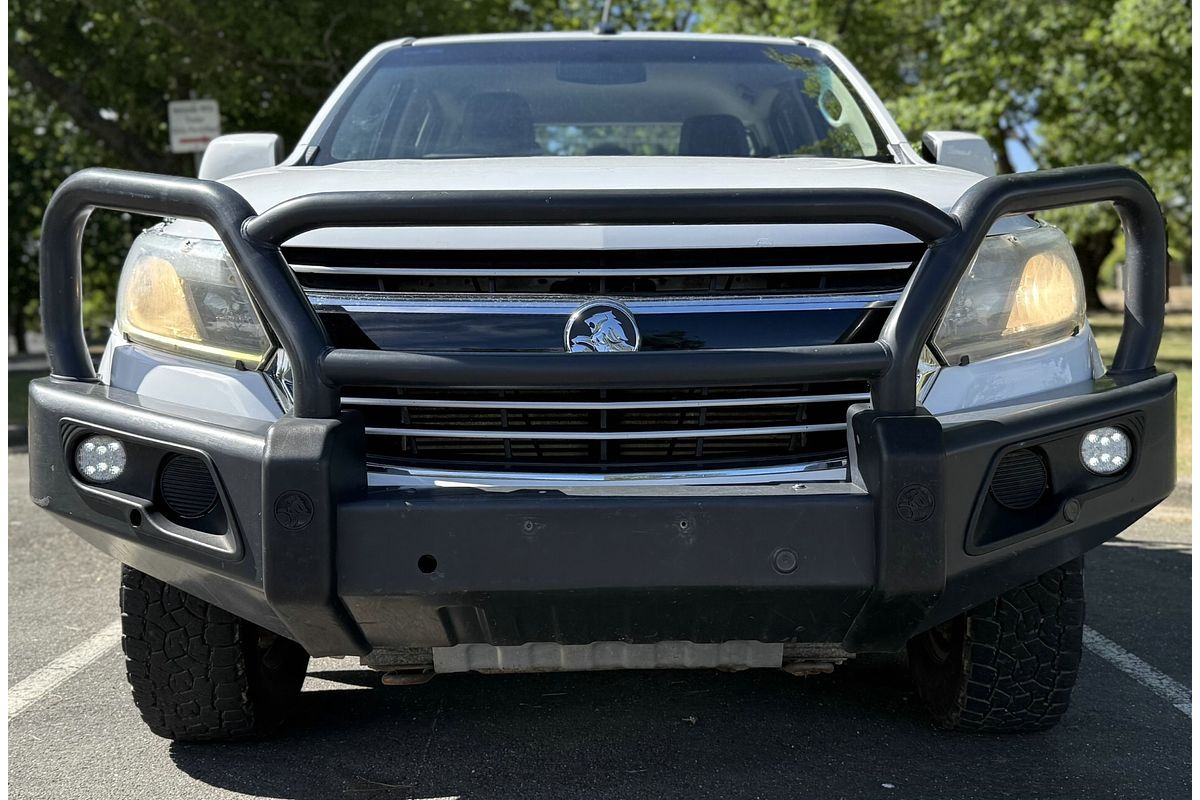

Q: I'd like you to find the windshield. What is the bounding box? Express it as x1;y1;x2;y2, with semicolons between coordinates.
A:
314;39;893;163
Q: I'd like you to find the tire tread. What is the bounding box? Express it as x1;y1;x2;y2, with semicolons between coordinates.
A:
910;558;1085;732
119;565;306;741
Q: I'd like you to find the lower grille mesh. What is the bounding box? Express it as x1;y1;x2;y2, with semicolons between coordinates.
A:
344;382;864;473
158;454;219;519
990;448;1049;509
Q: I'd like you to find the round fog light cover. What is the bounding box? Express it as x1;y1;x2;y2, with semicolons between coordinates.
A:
75;435;127;483
1080;426;1130;475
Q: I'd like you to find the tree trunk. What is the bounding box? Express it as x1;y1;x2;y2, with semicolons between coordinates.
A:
1074;226;1118;312
990;129;1016;175
11;313;28;355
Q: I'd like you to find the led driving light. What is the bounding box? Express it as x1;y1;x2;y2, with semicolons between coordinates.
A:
1080;426;1131;475
75;435;127;483
116;232;271;367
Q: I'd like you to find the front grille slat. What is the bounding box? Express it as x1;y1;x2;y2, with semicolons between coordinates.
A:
343;382;865;474
290;261;912;277
288;243;923;298
363;423;848;440
340;392;870;410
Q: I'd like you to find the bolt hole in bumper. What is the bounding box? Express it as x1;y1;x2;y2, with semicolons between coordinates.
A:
29;165;1175;662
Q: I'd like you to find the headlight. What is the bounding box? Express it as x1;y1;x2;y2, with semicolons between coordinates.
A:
932;225;1085;365
116;232;271;367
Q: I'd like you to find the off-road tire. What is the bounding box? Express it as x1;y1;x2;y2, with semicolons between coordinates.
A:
907;558;1085;732
119;565;309;742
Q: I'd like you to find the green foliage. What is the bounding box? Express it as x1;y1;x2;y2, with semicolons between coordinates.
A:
1034;0;1191;262
9;0;1191;346
9;0;562;347
8;84;133;346
694;0;941;108
695;0;1191;306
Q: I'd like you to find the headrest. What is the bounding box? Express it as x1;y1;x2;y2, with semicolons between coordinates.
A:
460;92;538;155
679;114;750;157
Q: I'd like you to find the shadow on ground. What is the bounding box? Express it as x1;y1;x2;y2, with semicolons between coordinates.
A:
171;659;933;800
166;539;1190;800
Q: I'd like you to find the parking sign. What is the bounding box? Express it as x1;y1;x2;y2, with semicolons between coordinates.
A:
168;99;221;154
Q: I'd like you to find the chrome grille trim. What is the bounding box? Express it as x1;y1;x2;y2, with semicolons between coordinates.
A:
291;261;911;277
307;292;899;315
342;392;869;410
363;423;847;440
365;459;853;488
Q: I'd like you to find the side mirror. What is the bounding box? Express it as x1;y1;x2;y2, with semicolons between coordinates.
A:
921;131;997;177
198;133;284;181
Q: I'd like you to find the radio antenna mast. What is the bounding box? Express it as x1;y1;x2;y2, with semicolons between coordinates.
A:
595;0;617;33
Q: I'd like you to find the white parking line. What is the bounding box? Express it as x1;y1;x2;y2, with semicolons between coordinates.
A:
304;676;369;692
1083;626;1191;717
8;620;122;720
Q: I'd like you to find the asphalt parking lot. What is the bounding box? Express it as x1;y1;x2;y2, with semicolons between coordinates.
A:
7;449;1191;800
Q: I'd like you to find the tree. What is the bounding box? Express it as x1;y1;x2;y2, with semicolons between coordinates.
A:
901;0;1190;308
9;86;132;352
694;0;1191;309
10;0;1190;347
8;0;564;346
1032;0;1191;305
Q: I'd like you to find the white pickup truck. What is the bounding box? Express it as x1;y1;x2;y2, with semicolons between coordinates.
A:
31;31;1173;740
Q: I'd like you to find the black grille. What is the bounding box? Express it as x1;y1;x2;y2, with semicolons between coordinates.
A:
990;449;1049;510
344;382;864;473
158;454;219;519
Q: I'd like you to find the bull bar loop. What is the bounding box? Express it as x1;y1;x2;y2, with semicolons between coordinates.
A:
40;165;1167;419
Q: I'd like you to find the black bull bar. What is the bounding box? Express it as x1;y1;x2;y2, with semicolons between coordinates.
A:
32;164;1172;656
40;165;1166;417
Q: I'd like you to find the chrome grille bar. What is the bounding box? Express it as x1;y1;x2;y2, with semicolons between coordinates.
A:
364;423;847;440
308;293;899;315
343;392;870;411
291;261;912;277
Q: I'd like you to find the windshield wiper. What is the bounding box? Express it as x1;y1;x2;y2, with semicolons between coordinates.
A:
769;153;897;163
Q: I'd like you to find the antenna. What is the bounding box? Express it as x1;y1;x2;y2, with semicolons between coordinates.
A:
594;0;617;34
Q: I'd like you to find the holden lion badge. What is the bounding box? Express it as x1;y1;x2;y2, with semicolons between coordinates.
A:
565;300;641;353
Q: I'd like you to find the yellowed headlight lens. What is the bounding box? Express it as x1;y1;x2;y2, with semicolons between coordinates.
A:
933;225;1086;365
1005;250;1083;335
121;256;203;343
116;234;270;367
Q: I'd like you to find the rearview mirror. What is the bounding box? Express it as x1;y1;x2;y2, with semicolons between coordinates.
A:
198;133;284;181
921;131;997;177
556;60;647;85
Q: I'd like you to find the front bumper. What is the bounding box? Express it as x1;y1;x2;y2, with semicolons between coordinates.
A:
29;371;1175;657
